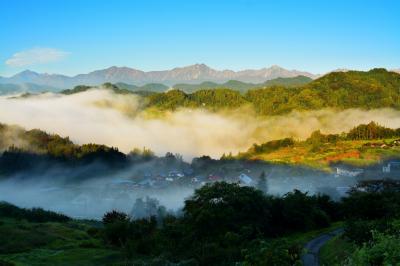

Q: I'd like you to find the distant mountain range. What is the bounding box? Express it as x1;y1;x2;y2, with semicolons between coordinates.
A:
0;64;317;90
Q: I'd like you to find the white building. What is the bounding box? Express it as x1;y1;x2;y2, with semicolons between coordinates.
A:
335;167;364;177
239;173;253;185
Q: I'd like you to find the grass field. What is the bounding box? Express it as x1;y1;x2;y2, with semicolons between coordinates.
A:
0;218;124;266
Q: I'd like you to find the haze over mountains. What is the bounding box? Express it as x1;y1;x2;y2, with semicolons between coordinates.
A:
0;64;317;89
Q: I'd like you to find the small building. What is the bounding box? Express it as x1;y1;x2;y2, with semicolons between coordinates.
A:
335;167;364;177
238;173;253;185
382;161;400;173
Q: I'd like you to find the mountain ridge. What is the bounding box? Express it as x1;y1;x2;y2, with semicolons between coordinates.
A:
0;64;317;88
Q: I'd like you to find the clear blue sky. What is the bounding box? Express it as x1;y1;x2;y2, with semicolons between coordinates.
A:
1;0;399;76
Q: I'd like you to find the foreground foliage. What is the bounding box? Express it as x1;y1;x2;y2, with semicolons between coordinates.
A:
99;182;339;265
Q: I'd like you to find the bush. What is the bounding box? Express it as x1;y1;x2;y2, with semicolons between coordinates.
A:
103;220;131;247
86;227;101;238
344;220;382;245
102;210;128;225
242;239;302;266
346;231;400;265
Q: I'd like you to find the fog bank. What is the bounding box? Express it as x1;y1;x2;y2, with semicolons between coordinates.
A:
1;89;400;159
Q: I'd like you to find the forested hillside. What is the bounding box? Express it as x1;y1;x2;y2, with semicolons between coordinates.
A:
146;69;400;115
0;123;128;176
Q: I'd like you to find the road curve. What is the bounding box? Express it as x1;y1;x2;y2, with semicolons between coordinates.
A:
301;228;344;266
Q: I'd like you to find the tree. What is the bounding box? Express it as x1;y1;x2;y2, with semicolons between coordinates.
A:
257;171;268;194
102;210;128;225
130;197;166;220
183;182;271;240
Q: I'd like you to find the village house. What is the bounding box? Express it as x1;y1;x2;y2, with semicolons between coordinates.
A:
238;173;254;186
382;161;400;173
335;167;364;177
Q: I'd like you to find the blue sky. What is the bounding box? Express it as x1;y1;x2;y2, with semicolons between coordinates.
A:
1;0;399;76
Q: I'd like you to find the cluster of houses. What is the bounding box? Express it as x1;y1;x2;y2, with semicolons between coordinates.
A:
382;161;400;173
334;159;400;178
107;168;256;190
335;167;364;177
333;160;400;197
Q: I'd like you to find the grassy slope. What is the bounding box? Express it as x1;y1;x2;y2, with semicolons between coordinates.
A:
0;218;123;266
244;139;400;170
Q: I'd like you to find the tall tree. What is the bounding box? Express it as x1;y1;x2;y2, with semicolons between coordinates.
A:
257;171;268;194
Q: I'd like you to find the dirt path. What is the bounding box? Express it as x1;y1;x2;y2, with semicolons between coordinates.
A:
301;228;344;266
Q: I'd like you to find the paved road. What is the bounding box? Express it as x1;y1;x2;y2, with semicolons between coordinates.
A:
301;228;344;266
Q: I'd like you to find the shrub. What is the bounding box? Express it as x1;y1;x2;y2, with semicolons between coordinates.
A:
346;231;400;265
102;210;128;225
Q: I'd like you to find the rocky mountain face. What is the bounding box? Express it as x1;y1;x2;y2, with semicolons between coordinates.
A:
0;64;317;89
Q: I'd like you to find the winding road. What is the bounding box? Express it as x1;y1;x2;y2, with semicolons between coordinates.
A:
301;228;344;266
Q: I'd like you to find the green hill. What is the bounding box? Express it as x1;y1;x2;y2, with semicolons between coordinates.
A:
173;81;220;93
145;69;400;115
61;83;132;95
262;75;312;87
147;88;248;111
246;68;400;115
